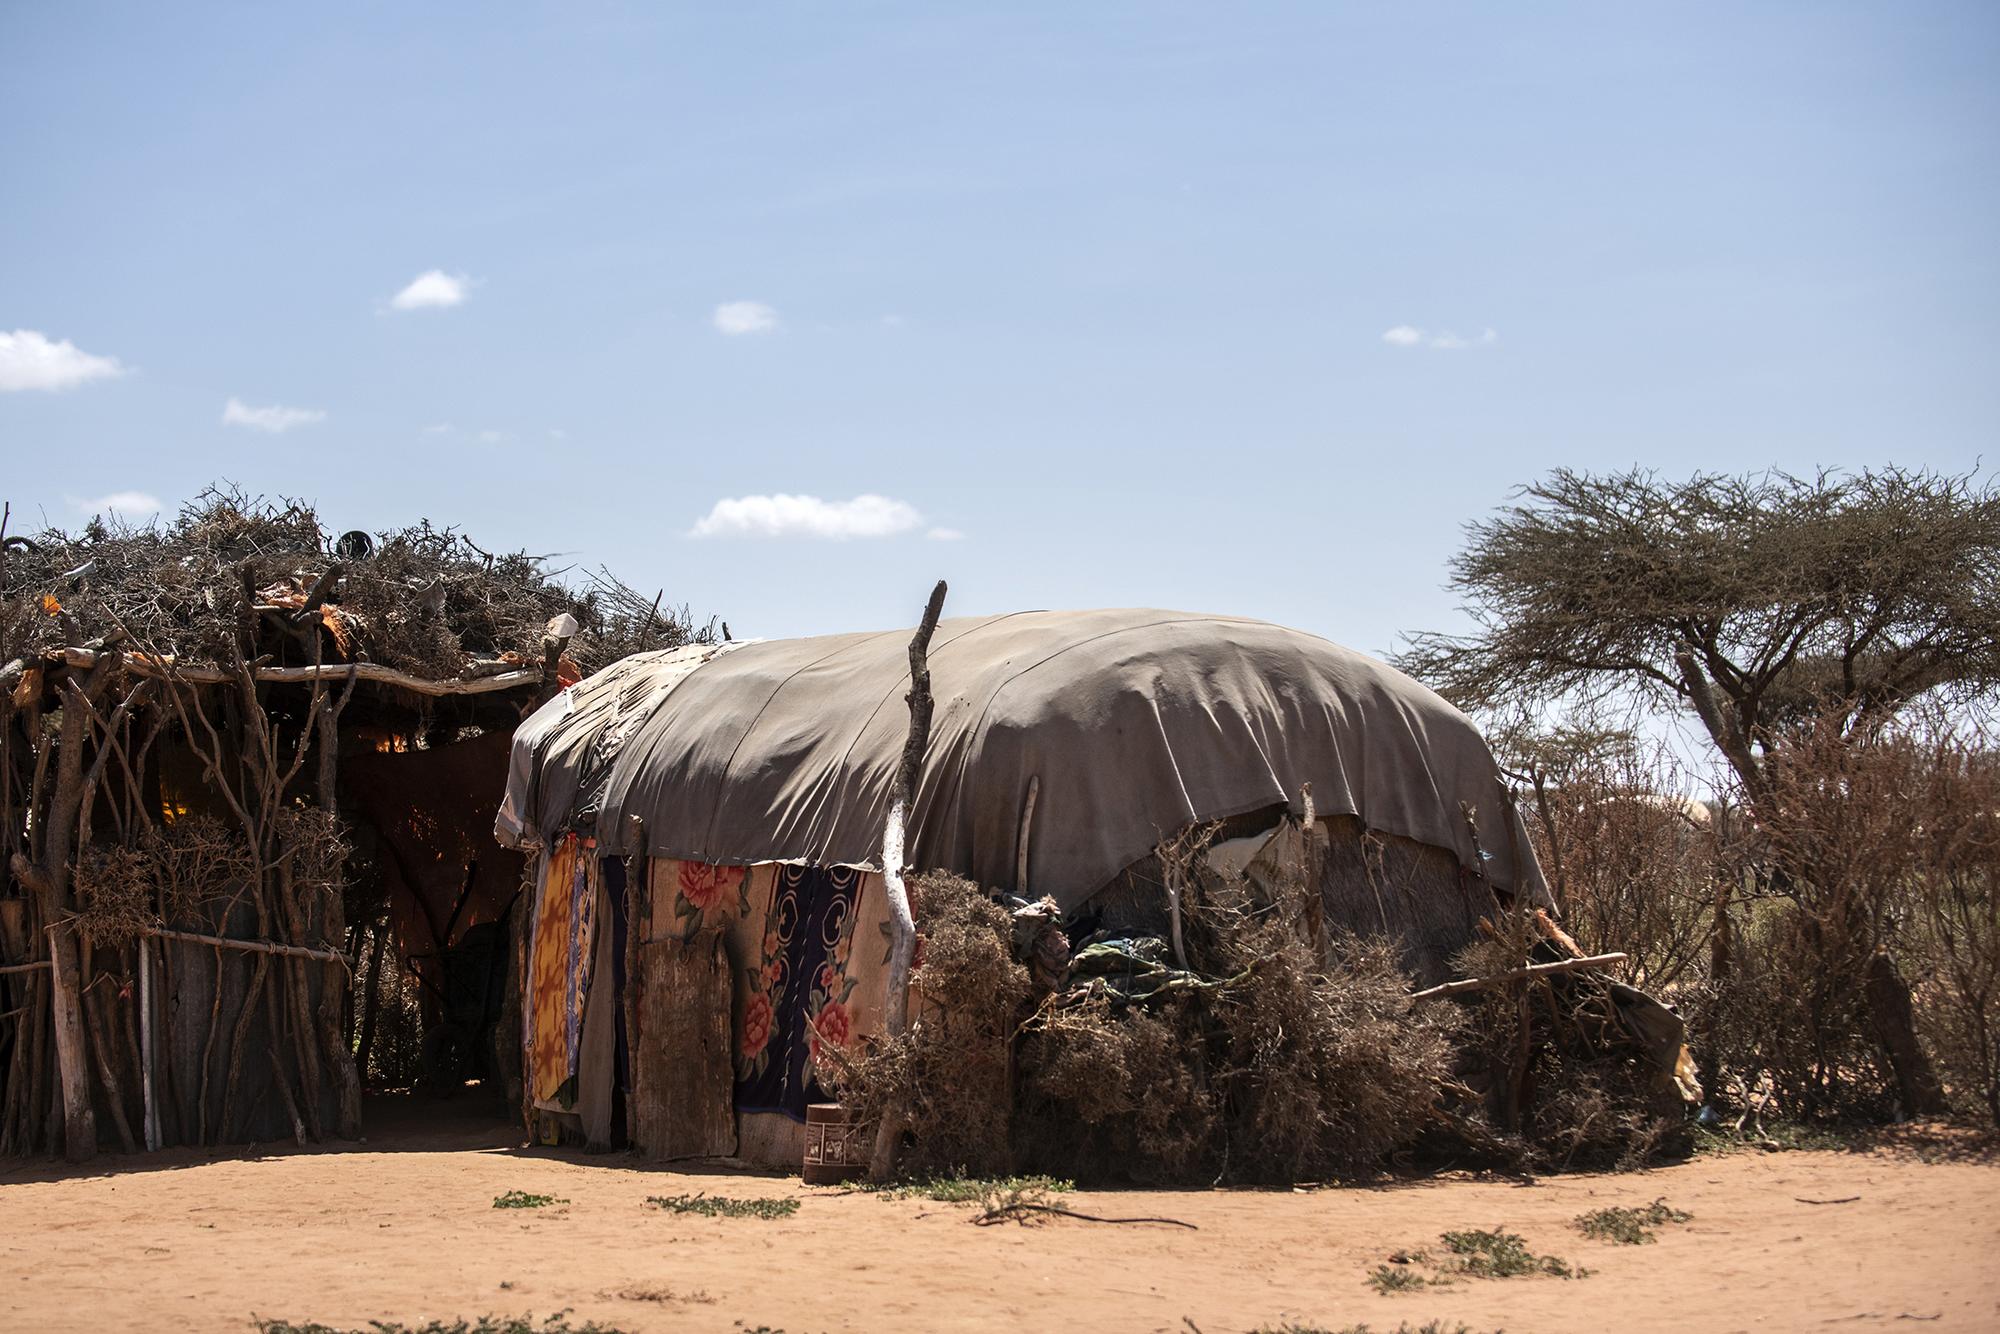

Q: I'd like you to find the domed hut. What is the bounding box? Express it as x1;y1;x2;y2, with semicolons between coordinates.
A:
496;608;1550;1165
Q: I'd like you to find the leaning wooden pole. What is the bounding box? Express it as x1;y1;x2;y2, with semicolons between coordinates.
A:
1409;952;1629;1001
867;579;947;1182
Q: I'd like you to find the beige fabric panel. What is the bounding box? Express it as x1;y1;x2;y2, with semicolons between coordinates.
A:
505;610;1545;911
498;641;744;849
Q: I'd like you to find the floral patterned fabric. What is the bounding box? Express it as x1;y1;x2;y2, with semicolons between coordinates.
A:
646;857;891;1123
528;834;598;1106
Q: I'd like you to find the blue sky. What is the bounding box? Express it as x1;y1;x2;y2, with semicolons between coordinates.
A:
3;2;1995;657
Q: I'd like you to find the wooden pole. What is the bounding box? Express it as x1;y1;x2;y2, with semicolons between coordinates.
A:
139;936;159;1151
353;912;390;1092
142;926;349;966
867;579;947;1182
1409;952;1629;1001
622;821;647;1149
1015;776;1039;896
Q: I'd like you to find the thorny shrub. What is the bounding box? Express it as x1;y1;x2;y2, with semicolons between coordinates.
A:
1512;705;2000;1129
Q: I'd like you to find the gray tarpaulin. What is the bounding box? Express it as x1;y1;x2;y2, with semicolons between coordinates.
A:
496;609;1546;911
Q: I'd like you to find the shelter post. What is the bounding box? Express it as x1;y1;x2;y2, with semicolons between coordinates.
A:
868;579;947;1182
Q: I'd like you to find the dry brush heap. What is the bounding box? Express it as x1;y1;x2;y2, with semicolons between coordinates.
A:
0;488;705;1161
832;819;1688;1186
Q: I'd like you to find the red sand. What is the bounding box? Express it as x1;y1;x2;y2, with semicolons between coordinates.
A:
3;1106;1995;1333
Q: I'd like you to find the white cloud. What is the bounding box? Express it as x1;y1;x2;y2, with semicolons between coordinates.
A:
1383;325;1498;350
222;396;326;433
690;493;923;540
74;491;163;520
389;269;472;310
925;527;965;542
0;329;126;392
712;300;780;336
420;422;510;443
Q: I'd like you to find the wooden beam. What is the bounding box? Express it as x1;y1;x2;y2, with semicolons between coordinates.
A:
58;648;541;697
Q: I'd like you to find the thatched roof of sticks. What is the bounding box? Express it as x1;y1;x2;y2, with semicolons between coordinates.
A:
1;486;710;703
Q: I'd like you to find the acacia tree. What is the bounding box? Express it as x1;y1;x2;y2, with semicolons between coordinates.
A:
1399;467;1999;795
1398;466;2000;1116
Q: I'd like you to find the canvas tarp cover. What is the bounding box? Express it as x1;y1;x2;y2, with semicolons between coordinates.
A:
498;609;1546;910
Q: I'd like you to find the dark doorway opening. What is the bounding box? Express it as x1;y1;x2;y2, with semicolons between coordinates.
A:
342;726;526;1112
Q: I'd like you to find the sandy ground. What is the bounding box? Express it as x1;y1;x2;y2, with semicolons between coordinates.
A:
2;1099;1996;1334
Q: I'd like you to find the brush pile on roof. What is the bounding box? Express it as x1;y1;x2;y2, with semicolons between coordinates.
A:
3;484;705;683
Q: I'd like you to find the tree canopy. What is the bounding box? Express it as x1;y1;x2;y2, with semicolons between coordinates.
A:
1396;466;2000;804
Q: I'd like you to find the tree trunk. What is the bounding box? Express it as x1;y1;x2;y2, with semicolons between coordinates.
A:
314;697;363;1138
43;924;95;1159
354;912;389;1091
15;666;115;1160
1695;869;1735;1108
274;864;325;1141
1864;951;1948;1117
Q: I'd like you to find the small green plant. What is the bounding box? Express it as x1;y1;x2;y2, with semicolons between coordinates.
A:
646;1193;799;1220
607;1283;714;1305
1691;1120;1852;1157
1251;1323;1483;1334
255;1316;629;1334
491;1190;566;1210
875;1174;1074;1203
972;1178;1066;1220
1575;1199;1692;1244
1439;1228;1588;1280
1364;1265;1433;1294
